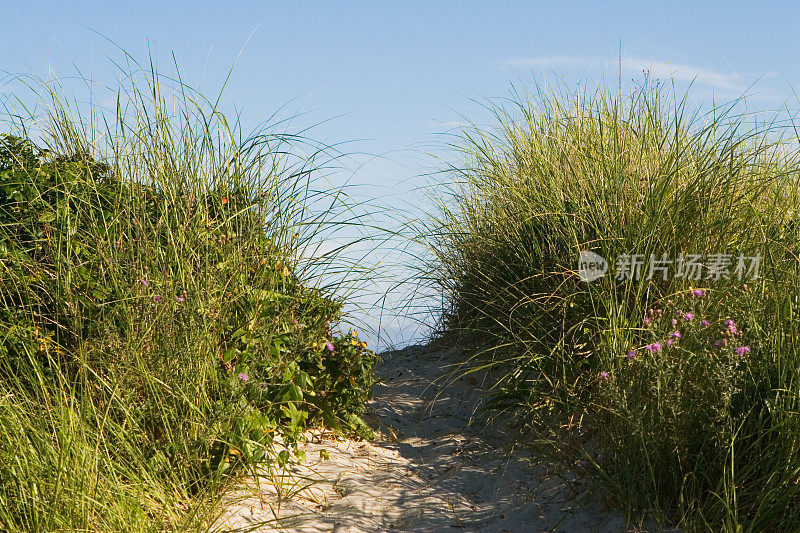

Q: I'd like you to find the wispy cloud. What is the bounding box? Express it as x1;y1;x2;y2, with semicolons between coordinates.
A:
621;55;740;90
503;54;743;91
426;118;471;130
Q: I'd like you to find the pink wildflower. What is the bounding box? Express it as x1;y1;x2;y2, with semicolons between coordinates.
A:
645;342;663;353
735;346;751;357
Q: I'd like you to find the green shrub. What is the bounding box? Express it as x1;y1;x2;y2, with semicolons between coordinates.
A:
422;79;800;530
0;68;376;530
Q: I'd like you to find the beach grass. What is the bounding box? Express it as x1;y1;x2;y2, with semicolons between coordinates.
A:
0;60;378;531
419;78;800;531
6;50;800;533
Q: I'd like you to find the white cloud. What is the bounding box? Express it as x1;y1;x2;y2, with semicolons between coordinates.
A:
503;53;743;91
426;118;471;130
621;55;740;90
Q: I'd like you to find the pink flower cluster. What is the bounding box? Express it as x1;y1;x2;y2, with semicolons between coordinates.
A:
628;295;751;365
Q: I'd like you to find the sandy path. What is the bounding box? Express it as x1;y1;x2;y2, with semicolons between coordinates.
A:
215;345;633;532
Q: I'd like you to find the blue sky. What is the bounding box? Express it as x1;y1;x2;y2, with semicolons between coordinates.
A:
2;1;799;347
4;2;799;158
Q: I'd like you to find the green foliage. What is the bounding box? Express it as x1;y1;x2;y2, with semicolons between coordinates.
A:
421;79;800;530
0;68;376;531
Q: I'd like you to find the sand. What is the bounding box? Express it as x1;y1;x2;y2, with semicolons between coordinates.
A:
213;344;644;532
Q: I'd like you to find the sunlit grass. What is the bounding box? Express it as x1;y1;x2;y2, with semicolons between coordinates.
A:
418;77;800;531
0;55;380;531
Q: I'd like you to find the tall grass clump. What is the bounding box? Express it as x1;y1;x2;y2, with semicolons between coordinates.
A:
422;79;800;530
0;66;376;531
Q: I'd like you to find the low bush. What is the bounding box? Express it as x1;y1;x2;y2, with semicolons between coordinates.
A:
0;70;376;531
